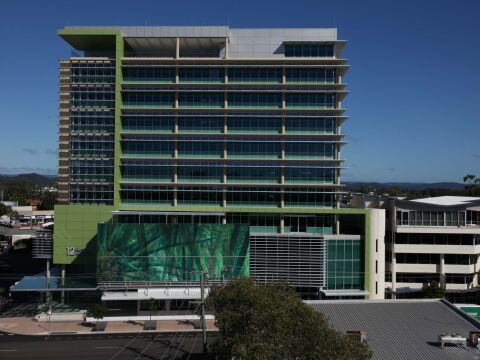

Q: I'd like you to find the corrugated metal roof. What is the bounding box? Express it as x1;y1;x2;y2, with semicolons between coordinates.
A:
307;299;480;360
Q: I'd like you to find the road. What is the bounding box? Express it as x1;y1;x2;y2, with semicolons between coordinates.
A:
0;331;211;359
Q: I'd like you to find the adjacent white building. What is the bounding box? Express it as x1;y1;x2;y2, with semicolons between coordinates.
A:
352;194;480;302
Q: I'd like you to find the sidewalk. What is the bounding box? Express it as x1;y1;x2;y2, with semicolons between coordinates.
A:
0;316;217;336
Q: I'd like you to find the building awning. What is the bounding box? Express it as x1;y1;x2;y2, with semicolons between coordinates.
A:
320;289;369;297
10;276;98;292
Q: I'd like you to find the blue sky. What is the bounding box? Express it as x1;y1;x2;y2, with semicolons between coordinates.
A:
0;0;478;182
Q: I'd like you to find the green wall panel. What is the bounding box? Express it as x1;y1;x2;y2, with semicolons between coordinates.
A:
54;204;114;265
97;223;249;282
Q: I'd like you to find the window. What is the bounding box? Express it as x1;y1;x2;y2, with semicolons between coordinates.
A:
326;239;362;290
179;68;224;83
285;142;335;159
446;274;472;284
228;117;281;133
285;44;334;57
286;68;336;84
228;93;280;108
396;253;440;264
122;92;174;108
179;117;223;133
123;67;175;83
395;273;439;284
122;115;174;132
228;68;281;83
285;93;336;109
179;92;224;108
285;117;336;134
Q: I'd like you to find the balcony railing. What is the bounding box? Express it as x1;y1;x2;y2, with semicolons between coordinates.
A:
396;220;480;227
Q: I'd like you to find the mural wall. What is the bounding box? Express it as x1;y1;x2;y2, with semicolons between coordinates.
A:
97;223;249;282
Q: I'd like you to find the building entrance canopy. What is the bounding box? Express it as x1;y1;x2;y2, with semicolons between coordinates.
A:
10;276;98;292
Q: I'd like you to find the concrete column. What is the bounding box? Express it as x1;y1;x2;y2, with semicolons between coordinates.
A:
222;216;227;225
175;37;180;59
474;255;479;287
224;37;229;59
175;67;179;84
367;209;386;300
280;192;284;208
280;216;284;234
391;252;397;298
439;253;446;288
165;300;171;312
282;67;286;84
335;216;340;235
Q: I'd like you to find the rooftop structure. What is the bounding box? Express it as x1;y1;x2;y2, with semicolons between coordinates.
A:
411;196;480;207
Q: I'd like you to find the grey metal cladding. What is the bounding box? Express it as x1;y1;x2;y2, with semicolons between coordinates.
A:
63;26;339;58
228;28;337;58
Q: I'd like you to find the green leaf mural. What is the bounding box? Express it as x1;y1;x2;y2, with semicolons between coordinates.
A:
97;223;249;282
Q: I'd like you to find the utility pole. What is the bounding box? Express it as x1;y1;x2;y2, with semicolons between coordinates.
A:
200;271;207;354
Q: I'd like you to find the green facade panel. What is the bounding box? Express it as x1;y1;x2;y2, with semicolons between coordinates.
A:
97;223;249;282
54;204;114;264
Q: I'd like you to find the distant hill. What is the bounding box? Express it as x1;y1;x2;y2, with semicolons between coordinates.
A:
345;181;465;191
0;173;57;185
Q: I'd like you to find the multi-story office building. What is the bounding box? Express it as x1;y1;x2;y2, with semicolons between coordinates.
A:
354;194;480;302
53;26;385;303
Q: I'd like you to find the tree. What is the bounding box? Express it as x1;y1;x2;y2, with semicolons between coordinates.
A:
92;303;106;323
146;298;157;321
464;174;480;196
423;281;445;299
37;191;57;210
206;278;372;360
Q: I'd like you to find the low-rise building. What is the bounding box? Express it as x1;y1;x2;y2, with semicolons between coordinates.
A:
353;194;480;302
